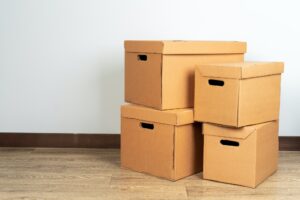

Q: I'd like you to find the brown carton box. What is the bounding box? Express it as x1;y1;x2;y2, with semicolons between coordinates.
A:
203;121;278;188
194;62;284;127
121;104;203;181
125;40;246;110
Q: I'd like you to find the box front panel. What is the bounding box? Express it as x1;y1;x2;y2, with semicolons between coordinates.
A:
125;52;162;109
162;54;244;110
121;117;175;179
194;75;240;126
121;117;145;171
238;75;281;126
203;133;256;188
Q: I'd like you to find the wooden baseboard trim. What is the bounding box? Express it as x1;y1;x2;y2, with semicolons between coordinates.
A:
0;133;299;150
0;133;120;148
278;136;300;151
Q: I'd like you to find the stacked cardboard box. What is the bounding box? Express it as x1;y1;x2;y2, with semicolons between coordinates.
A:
121;104;202;180
120;40;284;188
121;40;247;181
194;62;284;188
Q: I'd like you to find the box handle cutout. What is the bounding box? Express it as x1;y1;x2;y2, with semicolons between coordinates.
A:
220;139;239;147
137;54;147;61
208;79;224;86
140;122;154;130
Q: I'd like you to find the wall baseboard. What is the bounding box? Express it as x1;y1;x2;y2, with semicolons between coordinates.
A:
0;133;299;150
0;133;120;148
278;136;300;151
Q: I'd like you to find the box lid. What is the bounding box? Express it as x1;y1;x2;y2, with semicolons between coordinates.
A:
197;62;284;79
124;40;247;54
121;104;194;125
203;122;271;139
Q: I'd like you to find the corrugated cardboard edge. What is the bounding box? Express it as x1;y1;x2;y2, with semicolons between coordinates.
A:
252;131;258;188
162;41;247;54
124;40;247;54
202;122;272;140
121;104;176;125
124;40;163;54
172;128;176;180
254;121;279;187
121;104;194;126
160;54;164;109
196;64;242;79
197;62;284;79
241;62;284;79
194;67;200;120
236;79;241;127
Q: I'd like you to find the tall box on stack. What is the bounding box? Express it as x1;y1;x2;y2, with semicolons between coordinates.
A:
125;40;247;110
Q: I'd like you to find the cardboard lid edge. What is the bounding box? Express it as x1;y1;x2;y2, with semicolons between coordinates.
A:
202;123;257;139
124;40;247;54
121;104;194;126
241;62;284;79
197;62;284;79
203;121;275;139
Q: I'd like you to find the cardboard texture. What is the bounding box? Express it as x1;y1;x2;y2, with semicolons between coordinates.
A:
121;104;203;181
125;40;246;110
194;62;284;127
203;121;278;188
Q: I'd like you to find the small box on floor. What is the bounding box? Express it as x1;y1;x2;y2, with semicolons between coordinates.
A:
203;121;278;188
121;104;203;181
194;62;284;127
125;40;246;110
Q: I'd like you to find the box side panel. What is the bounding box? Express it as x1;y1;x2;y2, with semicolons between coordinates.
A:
255;121;279;186
174;123;203;180
162;54;244;110
238;75;281;126
203;132;256;188
121;117;175;180
125;52;162;109
194;75;240;126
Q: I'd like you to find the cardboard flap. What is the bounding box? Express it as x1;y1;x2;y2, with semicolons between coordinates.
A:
121;104;194;126
125;40;247;54
125;41;164;54
197;62;284;79
203;123;257;139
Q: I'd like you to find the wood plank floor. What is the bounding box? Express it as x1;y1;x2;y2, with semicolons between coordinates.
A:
0;148;299;200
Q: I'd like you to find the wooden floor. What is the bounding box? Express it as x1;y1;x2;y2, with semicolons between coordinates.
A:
0;149;299;200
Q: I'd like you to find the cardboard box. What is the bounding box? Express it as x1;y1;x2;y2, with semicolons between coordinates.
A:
194;62;284;127
121;104;203;181
203;121;278;188
125;40;246;110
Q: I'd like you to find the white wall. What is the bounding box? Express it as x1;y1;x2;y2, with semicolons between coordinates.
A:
0;0;299;135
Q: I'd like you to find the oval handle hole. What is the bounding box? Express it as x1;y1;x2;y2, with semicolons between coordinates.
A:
140;122;154;130
137;54;147;61
220;140;239;147
208;79;224;86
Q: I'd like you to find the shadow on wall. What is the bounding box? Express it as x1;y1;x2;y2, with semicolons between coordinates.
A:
97;53;124;134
